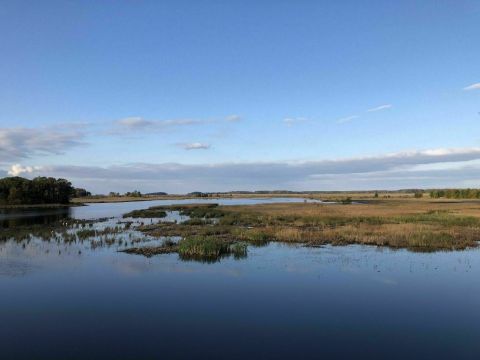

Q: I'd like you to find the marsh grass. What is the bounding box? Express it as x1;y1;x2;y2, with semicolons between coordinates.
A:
232;228;272;246
123;207;167;218
182;218;214;226
178;205;223;219
120;237;179;257
229;242;248;259
136;201;480;252
178;235;229;260
394;212;480;227
76;226;123;240
0;218;105;242
6;200;480;259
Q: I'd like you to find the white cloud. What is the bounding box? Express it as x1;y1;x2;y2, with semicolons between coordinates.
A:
225;114;242;122
463;83;480;91
178;142;211;150
13;147;480;193
7;164;41;176
337;115;359;124
0;126;86;162
116;117;153;129
367;104;393;112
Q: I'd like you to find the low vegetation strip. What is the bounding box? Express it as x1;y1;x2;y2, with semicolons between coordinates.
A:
122;204;220;218
121;244;178;257
123;207;167;218
120;235;247;261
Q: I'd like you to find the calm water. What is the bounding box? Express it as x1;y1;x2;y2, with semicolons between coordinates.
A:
1;199;480;359
0;197;319;226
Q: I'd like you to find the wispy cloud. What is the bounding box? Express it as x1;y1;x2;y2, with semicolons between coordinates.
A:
178;142;211;150
337;115;359;124
0;126;86;162
112;115;241;135
113;117;204;134
283;117;307;127
225;114;242;122
367;104;393;112
116;117;153;129
463;83;480;91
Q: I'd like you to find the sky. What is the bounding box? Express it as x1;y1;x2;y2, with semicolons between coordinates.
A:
0;0;479;194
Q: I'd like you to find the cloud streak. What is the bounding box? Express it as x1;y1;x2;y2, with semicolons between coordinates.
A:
463;83;480;91
367;104;392;112
178;142;211;150
225;114;242;122
112;117;205;134
112;114;243;135
337;115;359;124
283;117;307;127
11;147;480;193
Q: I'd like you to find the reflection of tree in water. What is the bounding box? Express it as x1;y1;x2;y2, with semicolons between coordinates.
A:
0;207;71;228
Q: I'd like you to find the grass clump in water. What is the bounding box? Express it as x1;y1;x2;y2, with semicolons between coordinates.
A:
178;235;229;260
229;242;248;259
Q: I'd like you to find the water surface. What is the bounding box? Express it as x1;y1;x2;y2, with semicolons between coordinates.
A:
1;198;479;359
0;197;318;226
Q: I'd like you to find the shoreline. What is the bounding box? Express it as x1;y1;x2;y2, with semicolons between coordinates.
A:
0;203;85;209
70;193;313;204
4;193;480;209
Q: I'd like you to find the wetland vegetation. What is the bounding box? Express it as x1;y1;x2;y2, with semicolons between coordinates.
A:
3;196;480;262
130;200;480;255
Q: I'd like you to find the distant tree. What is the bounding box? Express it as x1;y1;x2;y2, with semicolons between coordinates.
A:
414;191;423;198
74;188;91;198
0;176;75;205
429;189;480;199
125;190;142;197
188;192;208;197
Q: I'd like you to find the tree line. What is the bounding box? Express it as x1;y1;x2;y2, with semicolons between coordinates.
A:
107;191;142;197
0;176;90;205
430;189;480;199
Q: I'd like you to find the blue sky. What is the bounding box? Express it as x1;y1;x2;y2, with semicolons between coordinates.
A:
1;1;479;193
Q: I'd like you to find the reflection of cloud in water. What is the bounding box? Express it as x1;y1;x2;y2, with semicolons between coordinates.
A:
0;239;85;277
110;257;158;276
110;254;247;278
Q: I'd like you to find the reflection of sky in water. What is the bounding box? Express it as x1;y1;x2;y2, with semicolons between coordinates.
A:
2;242;480;358
2;198;480;358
